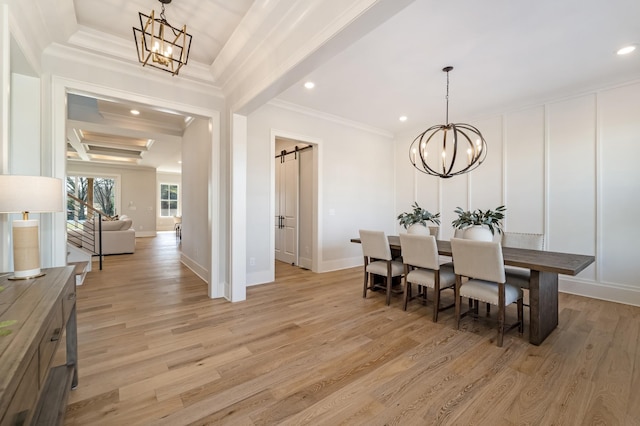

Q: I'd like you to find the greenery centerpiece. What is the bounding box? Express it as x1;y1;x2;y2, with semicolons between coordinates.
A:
451;205;506;235
397;202;441;231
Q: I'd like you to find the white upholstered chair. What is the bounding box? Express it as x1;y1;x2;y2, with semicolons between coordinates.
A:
450;238;524;347
359;230;404;306
501;232;544;290
400;234;456;322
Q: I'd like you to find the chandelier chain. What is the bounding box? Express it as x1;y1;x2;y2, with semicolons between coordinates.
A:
160;4;167;21
445;69;450;124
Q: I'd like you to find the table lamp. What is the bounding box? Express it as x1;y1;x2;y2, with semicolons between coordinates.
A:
0;175;63;279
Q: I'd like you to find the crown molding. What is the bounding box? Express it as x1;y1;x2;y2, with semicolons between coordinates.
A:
43;42;224;98
66;27;218;87
268;98;394;138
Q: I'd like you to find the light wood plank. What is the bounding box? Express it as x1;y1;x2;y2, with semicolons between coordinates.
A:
62;232;640;425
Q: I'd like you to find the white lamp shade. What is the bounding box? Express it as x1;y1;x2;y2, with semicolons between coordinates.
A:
0;175;63;213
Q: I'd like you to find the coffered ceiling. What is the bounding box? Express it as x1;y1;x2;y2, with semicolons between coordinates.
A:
12;0;640;172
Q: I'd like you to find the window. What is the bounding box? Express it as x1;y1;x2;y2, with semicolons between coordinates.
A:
66;176;117;220
160;184;179;217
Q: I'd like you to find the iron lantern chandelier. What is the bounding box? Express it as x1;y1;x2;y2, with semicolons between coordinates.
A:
409;66;487;178
133;0;192;76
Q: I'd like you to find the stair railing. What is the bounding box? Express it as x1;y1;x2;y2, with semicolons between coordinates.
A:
66;193;115;271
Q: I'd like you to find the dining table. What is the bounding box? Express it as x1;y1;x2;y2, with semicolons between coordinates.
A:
351;236;595;346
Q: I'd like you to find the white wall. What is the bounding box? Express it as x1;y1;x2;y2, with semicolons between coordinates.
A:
181;117;211;283
67;162;157;237
246;103;396;284
394;80;640;306
156;172;181;231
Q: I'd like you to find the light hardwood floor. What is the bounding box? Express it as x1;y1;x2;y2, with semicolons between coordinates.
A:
63;233;640;425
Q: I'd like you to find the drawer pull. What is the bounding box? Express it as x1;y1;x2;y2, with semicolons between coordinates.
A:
67;292;76;300
50;327;62;342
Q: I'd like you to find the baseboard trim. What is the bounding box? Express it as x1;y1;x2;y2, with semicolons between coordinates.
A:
180;253;209;285
319;256;362;273
247;270;274;287
559;276;640;307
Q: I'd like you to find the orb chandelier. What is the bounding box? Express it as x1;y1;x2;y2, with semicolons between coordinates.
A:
133;0;192;76
409;66;487;178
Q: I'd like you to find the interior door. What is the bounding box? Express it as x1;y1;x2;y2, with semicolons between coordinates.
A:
275;153;299;265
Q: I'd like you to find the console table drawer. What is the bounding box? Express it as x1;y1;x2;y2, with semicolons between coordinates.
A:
38;306;63;387
0;267;77;426
0;352;38;426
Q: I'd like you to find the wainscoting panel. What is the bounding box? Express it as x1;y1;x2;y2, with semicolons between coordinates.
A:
504;106;545;234
469;115;504;215
598;82;640;288
547;94;596;281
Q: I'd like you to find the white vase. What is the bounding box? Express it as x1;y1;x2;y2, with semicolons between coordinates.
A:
407;223;430;235
463;225;493;241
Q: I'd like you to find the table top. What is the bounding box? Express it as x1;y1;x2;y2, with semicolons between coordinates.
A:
351;236;595;276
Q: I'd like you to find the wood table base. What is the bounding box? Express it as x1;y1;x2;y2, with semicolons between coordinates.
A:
528;270;559;345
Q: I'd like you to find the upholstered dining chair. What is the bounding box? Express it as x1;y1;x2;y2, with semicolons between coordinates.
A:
501;232;544;291
359;229;404;306
450;238;524;347
399;234;456;322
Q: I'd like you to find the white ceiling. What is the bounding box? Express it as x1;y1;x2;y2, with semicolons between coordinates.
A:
26;0;639;171
277;0;640;134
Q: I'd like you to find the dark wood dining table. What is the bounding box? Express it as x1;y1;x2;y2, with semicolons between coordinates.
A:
351;236;595;345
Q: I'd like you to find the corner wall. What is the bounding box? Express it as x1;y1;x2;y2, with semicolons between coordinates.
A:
246;102;396;285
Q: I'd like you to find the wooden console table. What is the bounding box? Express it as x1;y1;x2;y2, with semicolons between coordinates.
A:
0;266;78;425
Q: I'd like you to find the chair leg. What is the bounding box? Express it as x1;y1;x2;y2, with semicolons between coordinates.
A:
497;284;505;347
518;298;524;334
486;303;491;317
363;271;368;298
403;280;411;311
433;283;440;323
385;261;392;306
455;276;462;330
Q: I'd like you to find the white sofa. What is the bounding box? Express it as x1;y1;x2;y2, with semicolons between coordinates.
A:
81;216;136;255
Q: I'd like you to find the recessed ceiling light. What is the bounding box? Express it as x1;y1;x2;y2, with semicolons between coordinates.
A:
399;116;408;122
304;81;315;89
130;109;140;115
617;45;636;55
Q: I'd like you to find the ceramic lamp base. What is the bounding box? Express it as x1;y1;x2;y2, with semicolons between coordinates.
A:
9;219;44;280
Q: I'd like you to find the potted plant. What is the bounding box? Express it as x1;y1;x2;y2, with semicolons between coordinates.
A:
397;202;441;235
451;205;506;241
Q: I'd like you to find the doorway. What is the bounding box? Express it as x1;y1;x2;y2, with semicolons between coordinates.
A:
274;137;314;271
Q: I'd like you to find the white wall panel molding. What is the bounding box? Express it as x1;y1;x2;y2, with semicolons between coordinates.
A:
504;107;545;234
594;93;602;284
597;82;640;289
395;79;640;306
269;99;393;138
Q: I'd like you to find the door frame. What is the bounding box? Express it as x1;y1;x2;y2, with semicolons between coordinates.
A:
50;76;222;298
270;129;321;275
